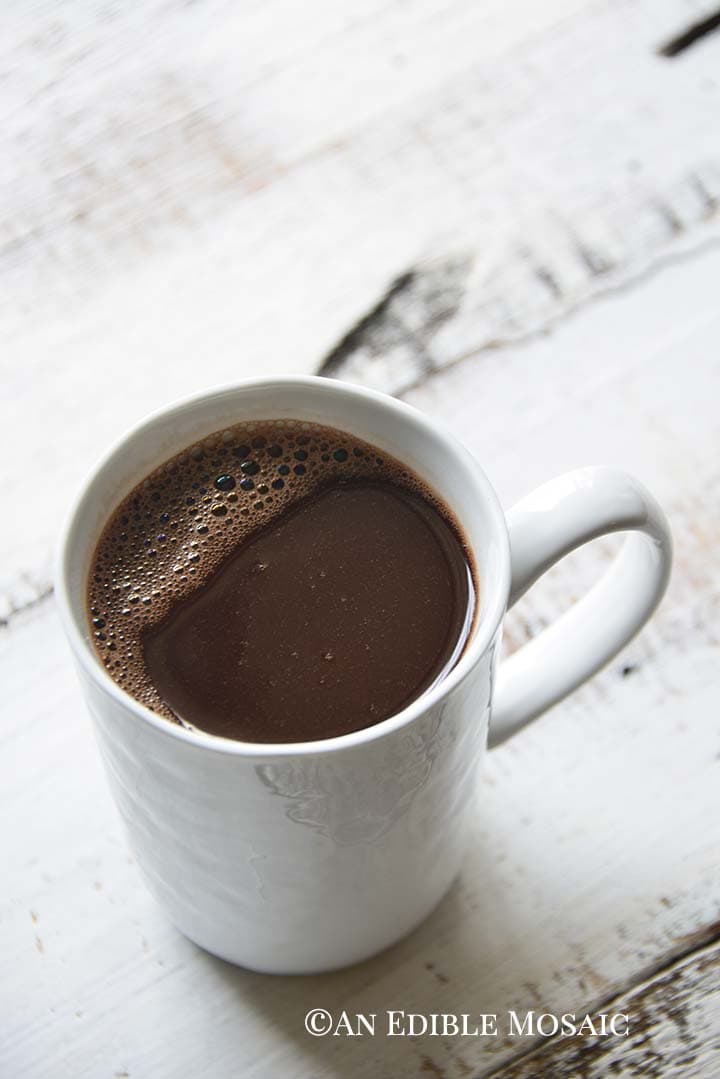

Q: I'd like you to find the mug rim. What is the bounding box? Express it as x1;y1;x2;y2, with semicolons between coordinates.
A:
55;376;511;757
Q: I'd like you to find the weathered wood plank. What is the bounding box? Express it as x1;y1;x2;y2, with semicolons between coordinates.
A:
3;3;720;1075
1;503;718;1079
2;245;719;1076
487;936;720;1078
4;0;720;596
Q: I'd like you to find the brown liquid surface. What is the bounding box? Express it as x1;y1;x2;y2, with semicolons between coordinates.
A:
88;421;475;742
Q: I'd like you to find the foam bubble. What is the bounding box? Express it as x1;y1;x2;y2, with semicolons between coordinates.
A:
87;420;467;720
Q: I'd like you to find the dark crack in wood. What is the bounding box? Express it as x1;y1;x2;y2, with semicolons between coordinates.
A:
692;174;718;217
485;923;720;1079
319;255;472;390
1;581;54;630
574;241;614;278
658;9;720;57
318;231;720;398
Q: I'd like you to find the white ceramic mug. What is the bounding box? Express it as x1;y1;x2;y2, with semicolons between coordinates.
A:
56;377;672;973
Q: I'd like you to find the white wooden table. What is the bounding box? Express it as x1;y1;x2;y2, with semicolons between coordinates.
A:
2;2;720;1076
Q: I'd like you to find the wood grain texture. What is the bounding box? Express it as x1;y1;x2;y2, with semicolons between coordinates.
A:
3;1;720;1075
4;0;720;598
487;937;720;1078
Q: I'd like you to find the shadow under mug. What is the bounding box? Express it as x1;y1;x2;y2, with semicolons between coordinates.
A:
56;377;672;973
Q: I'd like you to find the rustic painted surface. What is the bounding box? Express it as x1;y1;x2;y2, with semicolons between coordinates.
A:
4;0;720;600
2;1;720;1076
488;938;720;1078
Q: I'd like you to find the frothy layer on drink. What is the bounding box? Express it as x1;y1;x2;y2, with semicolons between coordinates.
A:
88;420;475;741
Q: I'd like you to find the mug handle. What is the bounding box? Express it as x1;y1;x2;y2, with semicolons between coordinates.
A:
489;467;673;748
